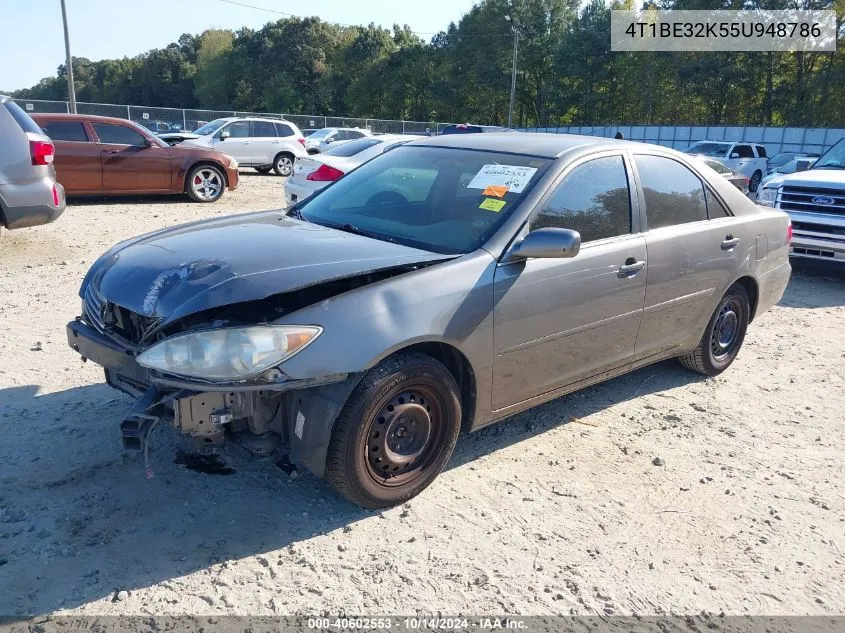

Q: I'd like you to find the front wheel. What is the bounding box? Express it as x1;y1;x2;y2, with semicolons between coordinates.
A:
185;164;225;202
749;170;762;193
325;352;462;508
679;283;750;376
272;152;294;177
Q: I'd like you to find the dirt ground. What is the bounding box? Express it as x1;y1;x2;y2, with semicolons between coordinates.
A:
0;171;843;618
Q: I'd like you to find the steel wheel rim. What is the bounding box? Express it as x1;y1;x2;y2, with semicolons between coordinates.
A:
276;156;293;176
365;384;446;488
192;169;222;200
710;299;741;360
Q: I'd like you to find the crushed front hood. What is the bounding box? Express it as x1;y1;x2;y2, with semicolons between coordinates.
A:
83;211;448;324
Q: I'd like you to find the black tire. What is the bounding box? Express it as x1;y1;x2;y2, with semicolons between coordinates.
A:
679;283;750;376
185;164;225;203
325;352;462;508
255;166;272;174
272;152;295;177
749;170;762;193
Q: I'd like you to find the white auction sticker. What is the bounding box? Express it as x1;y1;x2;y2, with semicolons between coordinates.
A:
466;164;538;194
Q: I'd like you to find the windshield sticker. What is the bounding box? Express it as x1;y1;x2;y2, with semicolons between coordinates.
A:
468;164;538;194
479;198;507;212
482;184;509;198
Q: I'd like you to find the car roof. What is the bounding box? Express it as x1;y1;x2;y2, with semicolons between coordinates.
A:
29;112;145;126
405;132;642;158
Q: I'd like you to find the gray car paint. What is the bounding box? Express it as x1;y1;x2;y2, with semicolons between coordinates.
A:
70;133;792;478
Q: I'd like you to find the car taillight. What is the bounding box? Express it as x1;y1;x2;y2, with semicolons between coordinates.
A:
787;222;793;244
51;184;60;207
306;164;344;182
30;140;55;166
297;138;306;147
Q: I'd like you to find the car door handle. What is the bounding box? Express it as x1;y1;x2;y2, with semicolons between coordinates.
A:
721;235;740;250
618;259;646;277
104;149;120;154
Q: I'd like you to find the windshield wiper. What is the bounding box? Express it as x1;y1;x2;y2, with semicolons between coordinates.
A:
323;221;400;244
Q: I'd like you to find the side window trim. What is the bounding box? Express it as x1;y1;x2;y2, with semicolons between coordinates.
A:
524;151;639;247
629;151;710;232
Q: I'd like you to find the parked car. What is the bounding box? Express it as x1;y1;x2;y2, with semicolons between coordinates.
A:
757;138;845;263
760;156;817;189
684;141;768;192
439;123;513;135
767;151;819;174
300;128;319;137
32;113;239;203
0;95;65;232
285;134;417;206
138;119;180;134
698;158;749;193
158;117;307;176
66;133;791;508
304;127;371;154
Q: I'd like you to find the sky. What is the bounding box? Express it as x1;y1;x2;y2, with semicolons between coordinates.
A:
0;0;479;92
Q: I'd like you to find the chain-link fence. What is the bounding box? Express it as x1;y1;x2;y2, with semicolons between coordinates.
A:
12;99;452;136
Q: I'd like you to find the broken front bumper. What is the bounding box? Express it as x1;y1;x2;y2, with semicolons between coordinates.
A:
66;318;360;475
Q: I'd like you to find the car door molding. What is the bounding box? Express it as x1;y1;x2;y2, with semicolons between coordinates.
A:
642;287;716;314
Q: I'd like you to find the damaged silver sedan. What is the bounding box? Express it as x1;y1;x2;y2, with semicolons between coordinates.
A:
67;133;792;507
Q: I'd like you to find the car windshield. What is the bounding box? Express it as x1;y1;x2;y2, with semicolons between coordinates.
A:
703;159;729;174
193;119;228;135
769;152;795;167
685;142;732;157
324;138;383;157
777;160;800;174
308;128;334;139
296;146;551;254
812;139;845;170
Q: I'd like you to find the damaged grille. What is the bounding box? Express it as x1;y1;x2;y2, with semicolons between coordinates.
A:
83;284;159;345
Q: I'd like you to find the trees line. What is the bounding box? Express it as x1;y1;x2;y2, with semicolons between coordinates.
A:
10;0;845;128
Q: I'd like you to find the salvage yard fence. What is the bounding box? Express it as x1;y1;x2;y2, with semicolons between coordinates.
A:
11;99;455;136
13;99;845;156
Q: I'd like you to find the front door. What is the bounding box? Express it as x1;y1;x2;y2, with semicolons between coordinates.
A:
631;153;742;360
213;121;252;163
92;122;171;192
492;154;647;410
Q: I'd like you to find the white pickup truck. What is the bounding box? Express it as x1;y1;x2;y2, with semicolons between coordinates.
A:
684;141;769;192
757;138;845;264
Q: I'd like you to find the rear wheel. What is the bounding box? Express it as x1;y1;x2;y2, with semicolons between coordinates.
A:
679;283;750;376
325;352;461;508
255;166;272;175
185;164;225;203
272;152;294;177
749;170;762;193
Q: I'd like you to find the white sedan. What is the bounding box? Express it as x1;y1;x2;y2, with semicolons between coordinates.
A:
285;135;418;206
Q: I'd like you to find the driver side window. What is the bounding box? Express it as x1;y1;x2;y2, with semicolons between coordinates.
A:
223;121;250;138
530;155;632;243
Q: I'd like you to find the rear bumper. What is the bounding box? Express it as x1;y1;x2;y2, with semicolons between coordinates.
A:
285;178;324;206
0;180;65;229
755;260;792;316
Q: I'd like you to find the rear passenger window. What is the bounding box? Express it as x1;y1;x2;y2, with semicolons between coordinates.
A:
275;123;294;137
41;121;89;142
530;155;631;242
705;188;731;218
755;145;767;158
635;155;707;229
734;145;754;158
252;121;276;137
92;123;146;146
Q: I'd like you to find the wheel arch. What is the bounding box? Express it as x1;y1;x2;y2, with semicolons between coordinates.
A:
733;275;760;322
185;160;229;189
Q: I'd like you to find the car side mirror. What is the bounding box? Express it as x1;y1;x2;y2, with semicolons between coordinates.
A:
511;228;581;259
143;137;154;148
729;152;740;159
795;159;811;172
219;130;230;140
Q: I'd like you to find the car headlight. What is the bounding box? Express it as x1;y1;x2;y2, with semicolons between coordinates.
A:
228;156;238;169
136;325;321;381
757;186;778;207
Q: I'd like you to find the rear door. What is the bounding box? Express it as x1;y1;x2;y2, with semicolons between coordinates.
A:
631;153;742;361
250;120;278;165
92;122;171;192
214;121;252;163
492;153;647;409
39;119;102;192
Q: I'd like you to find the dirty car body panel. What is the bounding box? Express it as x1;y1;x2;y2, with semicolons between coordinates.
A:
67;133;791;502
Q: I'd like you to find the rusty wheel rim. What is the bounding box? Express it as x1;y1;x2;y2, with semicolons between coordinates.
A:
365;384;446;488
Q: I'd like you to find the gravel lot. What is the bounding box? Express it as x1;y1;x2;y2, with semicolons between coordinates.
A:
0;172;843;618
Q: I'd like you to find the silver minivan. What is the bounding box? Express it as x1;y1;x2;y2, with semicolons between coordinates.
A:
0;96;65;232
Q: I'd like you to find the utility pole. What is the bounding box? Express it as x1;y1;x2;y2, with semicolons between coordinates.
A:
507;25;518;128
60;0;77;113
